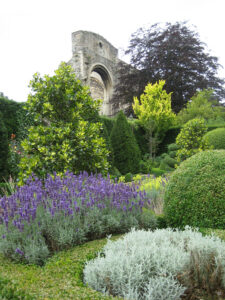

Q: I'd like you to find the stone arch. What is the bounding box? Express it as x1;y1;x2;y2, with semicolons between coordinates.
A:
68;30;121;116
89;64;113;115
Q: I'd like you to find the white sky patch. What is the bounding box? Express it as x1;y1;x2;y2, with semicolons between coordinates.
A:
0;0;225;102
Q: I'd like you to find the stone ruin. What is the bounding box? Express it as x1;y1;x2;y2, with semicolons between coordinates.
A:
68;31;127;116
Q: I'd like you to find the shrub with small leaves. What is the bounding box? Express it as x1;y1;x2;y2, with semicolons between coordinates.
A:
176;118;210;162
203;127;225;150
164;150;225;229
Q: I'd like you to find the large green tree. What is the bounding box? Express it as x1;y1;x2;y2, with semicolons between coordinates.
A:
18;62;109;183
133;80;175;158
177;89;225;125
115;22;225;113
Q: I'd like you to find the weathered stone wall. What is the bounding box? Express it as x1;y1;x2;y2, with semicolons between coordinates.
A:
68;31;124;116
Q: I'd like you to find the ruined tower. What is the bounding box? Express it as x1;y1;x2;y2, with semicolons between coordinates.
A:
68;31;121;116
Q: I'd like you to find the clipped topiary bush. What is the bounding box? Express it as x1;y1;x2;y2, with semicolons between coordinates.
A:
164;150;225;228
203;127;225;150
110;111;141;174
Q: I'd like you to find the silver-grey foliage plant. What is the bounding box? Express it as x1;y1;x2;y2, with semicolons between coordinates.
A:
84;227;225;300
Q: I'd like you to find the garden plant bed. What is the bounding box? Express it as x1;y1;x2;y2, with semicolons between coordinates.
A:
0;229;224;300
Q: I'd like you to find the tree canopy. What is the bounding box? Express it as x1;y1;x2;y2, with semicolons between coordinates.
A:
18;62;109;183
133;80;175;157
115;22;225;113
177;89;225;124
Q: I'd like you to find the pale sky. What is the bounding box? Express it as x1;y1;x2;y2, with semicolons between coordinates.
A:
1;0;225;102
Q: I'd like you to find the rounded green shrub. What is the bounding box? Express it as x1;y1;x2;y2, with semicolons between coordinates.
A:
164;150;225;228
167;143;179;158
203;127;225;150
151;168;166;177
159;160;173;171
167;143;179;152
125;172;133;182
163;155;177;168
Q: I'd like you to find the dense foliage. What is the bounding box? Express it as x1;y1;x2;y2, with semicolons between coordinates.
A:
18;63;109;183
133;81;175;158
0;112;9;181
0;171;152;265
0;95;23;139
203;127;225;149
84;227;225;300
110;111;141;174
176;118;210;162
177;89;225;125
114;22;225;113
164;150;225;228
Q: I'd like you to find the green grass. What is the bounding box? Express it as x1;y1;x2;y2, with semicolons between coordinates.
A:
0;234;123;300
0;229;224;300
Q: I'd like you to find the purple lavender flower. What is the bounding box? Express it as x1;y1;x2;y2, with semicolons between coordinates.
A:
15;248;24;256
0;171;148;233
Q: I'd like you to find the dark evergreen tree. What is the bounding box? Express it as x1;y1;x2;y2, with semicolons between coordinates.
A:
115;22;225;113
110;111;141;174
0;112;9;181
0;94;23;138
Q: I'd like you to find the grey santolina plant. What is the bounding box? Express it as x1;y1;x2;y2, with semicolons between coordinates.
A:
164;150;225;228
84;227;225;300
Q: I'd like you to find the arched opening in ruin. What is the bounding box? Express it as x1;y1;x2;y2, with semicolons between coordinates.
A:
90;65;112;115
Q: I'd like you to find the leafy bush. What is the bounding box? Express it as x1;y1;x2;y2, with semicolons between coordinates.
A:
110;111;141;174
167;143;179;152
139;160;149;174
0;172;151;265
139;155;154;174
139;175;167;215
157;126;181;155
203;127;225;149
167;143;179;158
176;118;210;162
163;155;177;168
0;112;9;181
18;63;109;183
100;122;114;169
84;227;225;300
151;168;166;177
125;173;133;182
0;275;35;299
159;160;174;171
164;150;225;228
0;95;23;139
177;89;225;125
